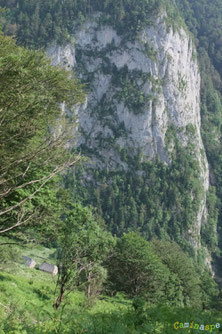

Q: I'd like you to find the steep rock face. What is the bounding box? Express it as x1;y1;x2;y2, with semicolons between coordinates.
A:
47;15;209;251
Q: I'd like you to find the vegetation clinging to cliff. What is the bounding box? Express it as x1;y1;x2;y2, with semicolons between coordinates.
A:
1;0;180;47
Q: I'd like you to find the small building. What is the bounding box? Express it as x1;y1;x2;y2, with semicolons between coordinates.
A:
39;262;58;275
22;256;36;269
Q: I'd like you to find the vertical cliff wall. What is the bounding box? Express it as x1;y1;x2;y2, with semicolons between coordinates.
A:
47;14;210;255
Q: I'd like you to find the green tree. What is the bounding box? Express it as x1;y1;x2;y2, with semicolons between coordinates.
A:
105;232;170;303
0;31;85;235
152;239;203;308
54;203;115;309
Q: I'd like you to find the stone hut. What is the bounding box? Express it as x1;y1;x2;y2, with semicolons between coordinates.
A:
39;262;58;275
22;256;36;269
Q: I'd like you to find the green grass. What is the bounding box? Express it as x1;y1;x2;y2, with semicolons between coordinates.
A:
22;244;56;264
0;270;54;318
1;238;222;333
0;235;57;269
0;237;133;332
0;267;136;333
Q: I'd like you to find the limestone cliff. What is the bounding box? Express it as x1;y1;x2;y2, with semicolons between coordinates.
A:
47;14;209;254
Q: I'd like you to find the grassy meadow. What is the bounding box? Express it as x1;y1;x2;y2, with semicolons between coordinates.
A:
0;239;222;333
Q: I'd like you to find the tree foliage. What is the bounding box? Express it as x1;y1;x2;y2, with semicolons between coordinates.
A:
1;0;166;47
54;203;115;309
152;239;203;308
68;143;202;255
105;233;214;308
0;31;85;236
105;232;169;302
174;0;222;256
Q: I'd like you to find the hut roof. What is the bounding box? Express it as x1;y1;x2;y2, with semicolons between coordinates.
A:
39;262;57;273
22;255;31;261
22;256;36;268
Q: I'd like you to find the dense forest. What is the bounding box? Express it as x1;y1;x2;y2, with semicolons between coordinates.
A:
1;0;222;332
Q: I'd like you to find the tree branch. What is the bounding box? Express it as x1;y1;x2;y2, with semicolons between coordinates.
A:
0;211;36;234
0;153;81;218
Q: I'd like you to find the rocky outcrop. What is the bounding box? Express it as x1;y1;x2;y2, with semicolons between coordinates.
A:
46;14;209;252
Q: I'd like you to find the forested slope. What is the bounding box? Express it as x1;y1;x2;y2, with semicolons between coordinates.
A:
175;0;222;262
1;0;222;263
